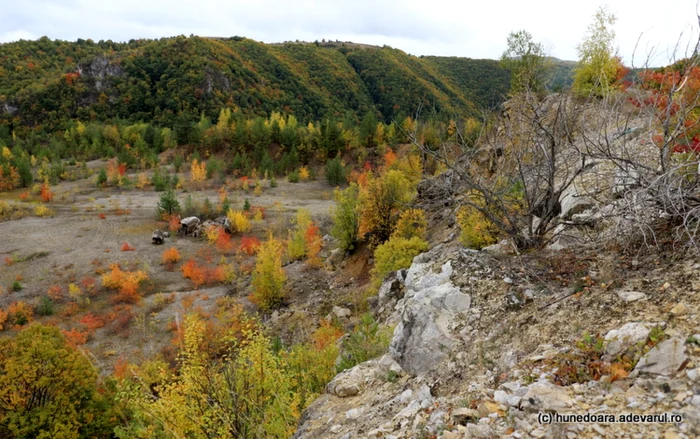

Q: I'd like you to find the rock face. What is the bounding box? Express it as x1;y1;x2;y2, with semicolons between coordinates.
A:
634;337;688;376
77;56;124;91
390;256;470;376
559;185;595;220
294;240;700;439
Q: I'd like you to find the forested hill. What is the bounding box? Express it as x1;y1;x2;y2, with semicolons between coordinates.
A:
0;36;514;133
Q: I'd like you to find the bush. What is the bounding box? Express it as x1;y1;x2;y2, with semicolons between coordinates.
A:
227;208;251;233
240;235;261;255
330;184;360;252
36;296;55;316
101;264;148;304
34;204;54;217
358;169;414;244
325;156;347;186
337;313;390;372
40;183;54;202
371;236;428;289
456;203;499;249
151;168;168;191
11;281;22;292
251;237;286;310
287;169;300;183
391;208;427;240
162;247;181;266
157;189;180;219
96;168;107;187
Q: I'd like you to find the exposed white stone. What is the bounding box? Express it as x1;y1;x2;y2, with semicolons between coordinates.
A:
617;291;648;302
604;322;652;356
634;337;688;376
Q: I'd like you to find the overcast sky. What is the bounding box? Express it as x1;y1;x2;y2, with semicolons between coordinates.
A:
1;0;698;66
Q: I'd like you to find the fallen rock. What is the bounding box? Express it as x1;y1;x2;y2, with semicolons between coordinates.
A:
604;322;653;356
617;291;648;303
670;303;689;316
521;381;573;412
451;407;479;425
332;306;351;319
634;337;688;376
326;248;344;270
560;186;595;220
327;366;364;398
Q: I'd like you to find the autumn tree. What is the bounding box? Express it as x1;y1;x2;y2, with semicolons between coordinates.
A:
251;236;286;310
330;183;361;252
116;314;300;438
358;169;415;244
0;324;115;438
500;29;550;94
573;6;624;98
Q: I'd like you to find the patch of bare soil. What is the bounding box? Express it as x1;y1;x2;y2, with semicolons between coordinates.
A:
0;173;340;372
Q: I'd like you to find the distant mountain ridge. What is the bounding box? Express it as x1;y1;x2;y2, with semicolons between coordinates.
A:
0;36;575;131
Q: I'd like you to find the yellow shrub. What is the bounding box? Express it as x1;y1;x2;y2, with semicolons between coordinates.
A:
34;204;54;218
456;204;499;249
251;237;286;310
0;307;7;331
299;166;310;181
227;209;251;233
371;236;428;289
391;208;427;240
136;173;150;189
190;159;206;183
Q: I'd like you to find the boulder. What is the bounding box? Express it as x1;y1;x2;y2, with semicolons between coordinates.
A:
390;257;470;376
520;381;573;412
617;291;648;303
151;229;165;245
390;306;456;376
180;216;200;236
326;248;344;270
560;186;595;220
332;306;351;319
634;337;688;376
327;366;365;398
604;322;652;356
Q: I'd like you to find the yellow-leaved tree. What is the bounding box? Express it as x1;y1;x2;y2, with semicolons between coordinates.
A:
251;236;286;310
115;314;301;439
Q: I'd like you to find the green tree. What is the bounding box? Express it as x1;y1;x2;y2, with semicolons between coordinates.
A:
0;324;114;439
157;189;180;218
573;6;622;97
330;183;360;252
325;156;346;186
500;30;550;94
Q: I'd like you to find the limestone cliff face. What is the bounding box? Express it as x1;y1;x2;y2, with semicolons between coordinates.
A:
77;56;124;92
294;241;700;439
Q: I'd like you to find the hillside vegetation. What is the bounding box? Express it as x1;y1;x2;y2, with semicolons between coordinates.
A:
0;36;517;134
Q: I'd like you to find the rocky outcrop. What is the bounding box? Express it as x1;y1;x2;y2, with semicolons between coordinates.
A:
295;243;700;439
390;255;471;376
77;56;124;91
